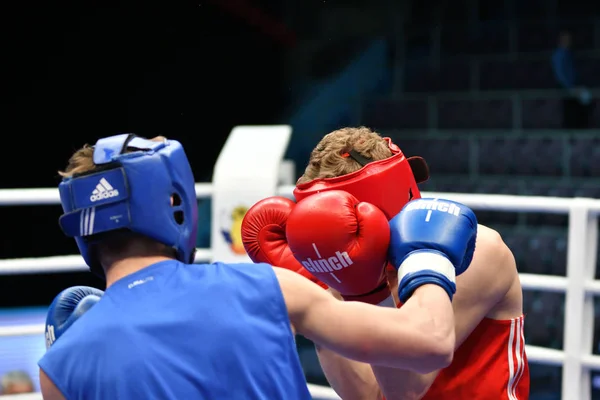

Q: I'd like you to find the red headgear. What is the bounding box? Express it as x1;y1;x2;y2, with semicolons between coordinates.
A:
293;137;429;220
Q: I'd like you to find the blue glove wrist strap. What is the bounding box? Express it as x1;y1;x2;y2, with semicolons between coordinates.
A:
398;271;456;303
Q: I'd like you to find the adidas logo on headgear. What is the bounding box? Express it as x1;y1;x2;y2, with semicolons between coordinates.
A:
90;177;119;202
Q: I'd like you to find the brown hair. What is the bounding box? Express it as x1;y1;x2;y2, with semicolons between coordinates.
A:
60;136;175;267
297;126;392;185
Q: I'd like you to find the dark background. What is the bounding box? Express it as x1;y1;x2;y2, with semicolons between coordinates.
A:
2;0;292;306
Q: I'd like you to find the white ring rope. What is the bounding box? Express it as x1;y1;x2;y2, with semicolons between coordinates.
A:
0;388;341;400
0;323;587;369
279;187;600;214
0;394;43;400
0;185;213;206
0;324;45;338
0;385;341;399
0;251;213;275
4;185;600;213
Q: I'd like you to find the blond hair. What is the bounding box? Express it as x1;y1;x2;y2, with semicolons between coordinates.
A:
297;127;392;184
59;136;166;178
59;136;174;267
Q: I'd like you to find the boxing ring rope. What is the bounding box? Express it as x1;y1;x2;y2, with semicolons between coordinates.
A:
0;394;43;400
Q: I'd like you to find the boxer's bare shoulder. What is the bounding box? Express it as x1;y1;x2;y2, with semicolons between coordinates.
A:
452;224;522;340
385;223;521;324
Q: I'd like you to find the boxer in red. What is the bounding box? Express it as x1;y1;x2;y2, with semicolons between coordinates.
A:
242;126;529;400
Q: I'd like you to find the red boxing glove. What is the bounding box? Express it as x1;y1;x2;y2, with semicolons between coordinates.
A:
286;190;392;305
241;196;328;289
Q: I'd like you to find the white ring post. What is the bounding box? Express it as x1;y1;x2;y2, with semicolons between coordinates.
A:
210;125;292;263
562;199;598;400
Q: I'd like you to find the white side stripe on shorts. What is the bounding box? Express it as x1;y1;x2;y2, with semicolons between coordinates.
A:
512;318;526;399
506;316;525;399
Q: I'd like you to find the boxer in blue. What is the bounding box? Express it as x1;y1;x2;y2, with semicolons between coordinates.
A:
38;133;478;400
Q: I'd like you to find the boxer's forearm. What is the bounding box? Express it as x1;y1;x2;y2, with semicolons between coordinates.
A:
371;286;453;399
316;344;383;400
395;285;455;370
406;285;455;344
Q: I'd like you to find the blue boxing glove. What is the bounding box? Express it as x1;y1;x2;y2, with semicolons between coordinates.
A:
389;198;477;303
45;286;104;349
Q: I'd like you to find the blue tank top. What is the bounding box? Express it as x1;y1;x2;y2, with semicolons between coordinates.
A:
38;260;311;400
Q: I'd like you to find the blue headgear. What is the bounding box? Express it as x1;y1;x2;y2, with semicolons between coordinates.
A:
58;134;198;276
